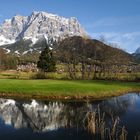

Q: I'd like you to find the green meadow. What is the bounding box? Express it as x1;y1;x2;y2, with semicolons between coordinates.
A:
0;79;139;100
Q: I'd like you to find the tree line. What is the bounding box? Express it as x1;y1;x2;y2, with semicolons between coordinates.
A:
0;36;138;80
38;36;135;80
0;48;18;70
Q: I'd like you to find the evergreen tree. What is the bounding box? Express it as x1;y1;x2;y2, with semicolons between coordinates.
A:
37;44;56;72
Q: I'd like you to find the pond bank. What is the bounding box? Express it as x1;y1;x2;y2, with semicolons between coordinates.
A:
0;79;140;100
0;91;140;101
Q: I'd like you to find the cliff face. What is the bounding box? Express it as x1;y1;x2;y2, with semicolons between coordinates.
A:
0;11;87;47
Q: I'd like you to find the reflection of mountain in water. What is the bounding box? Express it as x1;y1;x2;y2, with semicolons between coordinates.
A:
0;94;138;132
0;99;91;132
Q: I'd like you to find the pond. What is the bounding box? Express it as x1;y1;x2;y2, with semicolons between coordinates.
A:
0;93;140;140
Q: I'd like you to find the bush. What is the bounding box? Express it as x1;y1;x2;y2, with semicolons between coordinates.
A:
32;72;46;79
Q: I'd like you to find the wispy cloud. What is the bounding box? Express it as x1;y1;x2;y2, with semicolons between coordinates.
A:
122;32;140;40
83;16;140;53
90;32;140;53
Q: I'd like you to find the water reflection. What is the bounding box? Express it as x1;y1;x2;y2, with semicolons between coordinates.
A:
0;93;139;139
0;99;91;132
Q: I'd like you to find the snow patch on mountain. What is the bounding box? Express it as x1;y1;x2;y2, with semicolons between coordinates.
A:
0;11;87;49
3;48;11;53
0;35;15;45
15;50;20;55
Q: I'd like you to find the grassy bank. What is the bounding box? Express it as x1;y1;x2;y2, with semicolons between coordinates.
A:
0;79;140;100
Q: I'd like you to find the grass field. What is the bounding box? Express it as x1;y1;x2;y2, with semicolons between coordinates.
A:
0;79;139;100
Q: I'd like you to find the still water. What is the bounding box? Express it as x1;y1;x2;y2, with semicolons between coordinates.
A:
0;93;140;140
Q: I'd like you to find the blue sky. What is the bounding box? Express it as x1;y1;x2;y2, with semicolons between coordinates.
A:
0;0;140;53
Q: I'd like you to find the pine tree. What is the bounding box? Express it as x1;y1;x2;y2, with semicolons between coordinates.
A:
37;44;56;72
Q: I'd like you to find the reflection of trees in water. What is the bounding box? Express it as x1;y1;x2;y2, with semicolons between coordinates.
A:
100;98;129;118
136;93;140;97
0;94;139;139
99;94;136;117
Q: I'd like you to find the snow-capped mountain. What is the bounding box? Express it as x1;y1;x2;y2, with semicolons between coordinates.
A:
135;47;140;54
0;11;87;48
133;47;140;63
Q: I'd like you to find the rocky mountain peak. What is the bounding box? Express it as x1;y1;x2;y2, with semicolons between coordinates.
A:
0;11;88;54
0;11;87;46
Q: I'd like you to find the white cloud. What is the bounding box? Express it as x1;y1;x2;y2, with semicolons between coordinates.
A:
90;32;140;53
122;32;140;40
83;16;140;53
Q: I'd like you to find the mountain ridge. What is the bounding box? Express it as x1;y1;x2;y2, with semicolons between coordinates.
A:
0;11;87;49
